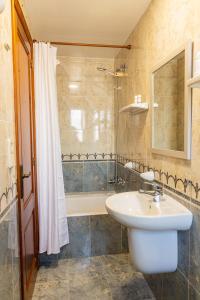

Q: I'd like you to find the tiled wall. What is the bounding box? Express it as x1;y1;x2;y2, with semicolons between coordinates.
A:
62;160;115;193
0;0;17;211
0;0;20;298
0;200;21;300
115;162;142;194
145;192;200;299
57;56;115;155
40;212;128;265
114;2;200;296
59;160;141;260
59;214;128;259
114;0;200;202
62;159;200;297
58;161;142;261
40;159;126;265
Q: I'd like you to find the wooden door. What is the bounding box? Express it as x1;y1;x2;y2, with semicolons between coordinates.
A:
12;1;39;299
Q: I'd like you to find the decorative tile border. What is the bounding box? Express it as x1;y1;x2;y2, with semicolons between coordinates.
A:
0;182;17;216
62;153;116;161
0;196;18;221
117;155;200;205
61;153;200;204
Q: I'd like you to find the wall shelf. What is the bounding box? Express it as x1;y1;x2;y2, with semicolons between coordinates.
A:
187;75;200;88
119;103;149;114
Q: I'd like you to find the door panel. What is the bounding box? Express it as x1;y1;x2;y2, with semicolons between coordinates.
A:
12;1;39;299
24;211;35;282
18;38;33;201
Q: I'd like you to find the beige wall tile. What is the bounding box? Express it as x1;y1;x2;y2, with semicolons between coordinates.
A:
57;56;115;155
0;0;17;210
115;0;200;201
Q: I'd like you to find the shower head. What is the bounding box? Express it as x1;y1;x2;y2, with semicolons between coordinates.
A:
96;66;116;76
96;65;128;77
114;64;128;77
97;67;107;72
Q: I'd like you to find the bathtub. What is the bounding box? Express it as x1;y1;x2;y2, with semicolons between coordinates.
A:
65;191;115;217
58;191;129;259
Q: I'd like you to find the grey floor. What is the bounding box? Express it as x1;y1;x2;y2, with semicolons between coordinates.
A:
33;254;155;300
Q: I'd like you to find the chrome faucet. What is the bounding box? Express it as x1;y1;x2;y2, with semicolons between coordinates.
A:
108;176;126;186
117;177;126;186
139;182;164;202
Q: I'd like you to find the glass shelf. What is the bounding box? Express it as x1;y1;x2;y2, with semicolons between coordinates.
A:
119;103;149;114
187;75;200;88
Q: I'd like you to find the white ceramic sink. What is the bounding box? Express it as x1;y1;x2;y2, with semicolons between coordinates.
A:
106;191;192;231
106;191;193;274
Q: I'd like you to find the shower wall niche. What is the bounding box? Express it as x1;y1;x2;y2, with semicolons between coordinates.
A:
57;56;115;193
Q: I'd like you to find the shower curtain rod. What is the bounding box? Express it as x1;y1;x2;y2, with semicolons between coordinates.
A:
33;40;131;50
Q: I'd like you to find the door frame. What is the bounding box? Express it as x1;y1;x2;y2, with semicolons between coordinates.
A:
11;0;39;299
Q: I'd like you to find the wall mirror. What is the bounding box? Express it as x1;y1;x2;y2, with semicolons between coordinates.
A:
151;43;192;160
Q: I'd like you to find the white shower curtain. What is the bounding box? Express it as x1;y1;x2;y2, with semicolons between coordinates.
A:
34;42;69;254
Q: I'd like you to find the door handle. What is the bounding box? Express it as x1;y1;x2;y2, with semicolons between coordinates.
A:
20;165;31;199
22;172;31;179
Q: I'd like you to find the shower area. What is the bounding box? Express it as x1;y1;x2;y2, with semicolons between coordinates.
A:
56;55;131;258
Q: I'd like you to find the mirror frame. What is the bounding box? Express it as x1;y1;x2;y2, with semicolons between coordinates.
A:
151;42;193;160
0;0;5;14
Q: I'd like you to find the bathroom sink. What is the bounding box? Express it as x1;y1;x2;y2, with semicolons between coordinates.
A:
105;191;192;231
105;191;192;274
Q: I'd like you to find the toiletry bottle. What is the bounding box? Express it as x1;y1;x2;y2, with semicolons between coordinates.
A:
137;95;142;103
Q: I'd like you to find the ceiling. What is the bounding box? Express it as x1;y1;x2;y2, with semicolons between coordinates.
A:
22;0;151;58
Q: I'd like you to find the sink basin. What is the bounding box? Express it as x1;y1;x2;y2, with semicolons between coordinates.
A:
106;191;192;231
106;191;192;274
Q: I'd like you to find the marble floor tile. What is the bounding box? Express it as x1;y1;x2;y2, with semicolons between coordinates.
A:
102;264;137;288
101;253;131;268
111;284;155;300
32;281;69;300
69;289;112;300
69;270;111;300
33;254;155;300
60;255;104;274
36;264;69;283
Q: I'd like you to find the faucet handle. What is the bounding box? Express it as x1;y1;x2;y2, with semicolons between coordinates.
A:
142;181;154;191
153;183;163;195
143;181;163;192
